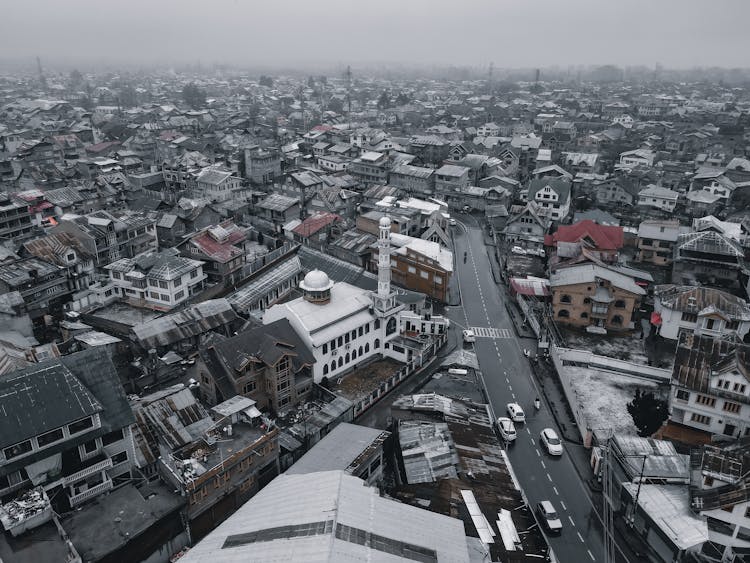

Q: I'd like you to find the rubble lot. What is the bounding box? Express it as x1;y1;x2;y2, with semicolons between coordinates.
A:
562;325;649;364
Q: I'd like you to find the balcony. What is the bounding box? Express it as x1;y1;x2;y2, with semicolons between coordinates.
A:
68;477;113;507
63;456;113;486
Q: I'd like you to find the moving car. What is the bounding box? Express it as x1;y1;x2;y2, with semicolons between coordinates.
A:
536;500;563;534
496;417;517;442
506;402;525;423
540;428;563;455
462;329;476;343
449;218;457;226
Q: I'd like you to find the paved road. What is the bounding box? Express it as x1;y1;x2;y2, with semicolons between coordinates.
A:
449;216;627;563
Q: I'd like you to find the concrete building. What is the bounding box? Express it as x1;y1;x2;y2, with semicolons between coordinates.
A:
194;166;241;202
638;185;680;213
527;177;572;221
244;147;281;185
636;220;691;266
389;163;435;196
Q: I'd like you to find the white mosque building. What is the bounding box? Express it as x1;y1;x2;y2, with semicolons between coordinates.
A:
263;216;449;383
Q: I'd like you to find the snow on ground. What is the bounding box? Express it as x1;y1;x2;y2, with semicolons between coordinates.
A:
563;327;649;365
563;365;659;436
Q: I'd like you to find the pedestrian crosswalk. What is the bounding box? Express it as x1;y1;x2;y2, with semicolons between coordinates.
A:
469;327;513;339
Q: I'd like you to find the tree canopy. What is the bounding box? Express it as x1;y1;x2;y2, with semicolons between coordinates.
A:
182;82;206;109
627;389;668;437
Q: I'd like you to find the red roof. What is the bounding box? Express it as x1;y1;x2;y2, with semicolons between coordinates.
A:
191;222;247;263
545;220;624;250
510;277;550;297
292;212;341;238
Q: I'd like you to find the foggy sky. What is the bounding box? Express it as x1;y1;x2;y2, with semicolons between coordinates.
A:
3;0;750;70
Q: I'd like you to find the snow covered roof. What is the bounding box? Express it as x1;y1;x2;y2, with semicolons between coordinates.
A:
390;234;453;272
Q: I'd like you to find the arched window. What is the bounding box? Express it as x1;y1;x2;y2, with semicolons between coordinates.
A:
374;319;380;330
614;299;626;309
583;297;591;305
581;312;588;319
558;309;570;318
560;294;572;304
612;315;623;325
345;353;350;363
337;336;343;347
338;357;344;368
330;361;336;372
323;364;329;375
365;343;370;353
386;317;397;336
375;339;381;349
358;346;363;356
323;343;328;354
352;349;357;360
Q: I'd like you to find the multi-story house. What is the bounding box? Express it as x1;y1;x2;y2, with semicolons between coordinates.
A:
637;185;680;213
434;164;470;196
132;386;279;540
653;285;750;341
194;166;241;202
284;170;324;203
593;177;640;207
545;220;624;264
389;164;435;196
23;232;95;292
349;151;390;187
560;152;600;175
636;220;691;266
620;148;657;168
105;248;206;311
672;230;746;293
687;443;750;562
180;221;248;288
502;204;548;252
407;135;451;164
550;261;645;333
244;147;281;186
0;257;72;322
527;177;572;221
0;192;33;240
0;348;136;512
197;319;314;411
670;333;750;440
256;193;301;233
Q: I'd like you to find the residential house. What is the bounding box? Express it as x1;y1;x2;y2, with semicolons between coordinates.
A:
0;258;72;322
502;204;548;252
290;211;342;249
561;152;600;175
670;332;750;440
653;285;750;341
434;164;470;196
348;151;390;187
180;221;249;288
550;262;646;333
285;170;324;203
328;229;377;268
408;135;451;164
527;177;572;221
197;319;314;412
594;177;640;207
23;232;95;292
638;185;680;213
0;193;33;240
672;230;746;293
545;219;624;264
636;220;691;266
0;348;136;511
244;148;281;186
620;149;657;168
105;248;206;311
389;164;435;196
194;166;241;202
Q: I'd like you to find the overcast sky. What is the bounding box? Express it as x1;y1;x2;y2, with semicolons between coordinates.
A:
2;0;749;70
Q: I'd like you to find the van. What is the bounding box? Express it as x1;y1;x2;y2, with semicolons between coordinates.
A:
447;368;468;375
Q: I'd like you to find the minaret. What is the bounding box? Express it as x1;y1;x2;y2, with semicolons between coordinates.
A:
372;215;396;315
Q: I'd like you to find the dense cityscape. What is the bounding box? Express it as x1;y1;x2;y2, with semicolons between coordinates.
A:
2;4;750;563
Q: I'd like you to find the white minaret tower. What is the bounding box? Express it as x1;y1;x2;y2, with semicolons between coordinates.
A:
372;215;396;315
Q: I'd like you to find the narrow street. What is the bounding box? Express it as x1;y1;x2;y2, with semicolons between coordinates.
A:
448;215;617;563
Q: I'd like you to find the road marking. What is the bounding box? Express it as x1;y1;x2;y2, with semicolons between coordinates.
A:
577;532;584;543
553;486;559;496
568;515;576;527
525;427;531;434
560;501;566;510
540;460;546;469
587;549;595;561
511;393;516;399
505;377;509;383
530;438;535;446
546;473;552;482
468;326;513;339
536;450;541;457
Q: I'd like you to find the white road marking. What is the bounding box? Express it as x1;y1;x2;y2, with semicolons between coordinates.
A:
536;450;541;457
587;550;595;561
468;326;513;339
525;427;531;434
553;486;559;496
560;500;566;510
540;460;546;469
546;473;552;482
577;532;584;543
530;438;535;446
568;515;576;526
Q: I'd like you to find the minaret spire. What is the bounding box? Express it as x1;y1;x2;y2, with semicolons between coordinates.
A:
378;216;392;298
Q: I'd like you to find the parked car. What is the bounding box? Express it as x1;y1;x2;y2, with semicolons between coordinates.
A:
506;402;525;423
536;500;563;534
511;245;527;255
462;329;476;343
527;248;546;258
449;218;457;226
496;417;517;442
540;428;563;455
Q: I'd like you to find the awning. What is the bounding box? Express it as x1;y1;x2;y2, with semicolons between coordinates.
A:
25;454;62;485
243;406;263;419
651;312;662;326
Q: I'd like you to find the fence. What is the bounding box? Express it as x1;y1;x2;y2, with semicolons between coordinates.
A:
549;344;592;445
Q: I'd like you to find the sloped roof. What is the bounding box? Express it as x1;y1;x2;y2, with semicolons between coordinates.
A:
546;220;624;250
655;285;750;321
676;230;744;257
292;211;341;238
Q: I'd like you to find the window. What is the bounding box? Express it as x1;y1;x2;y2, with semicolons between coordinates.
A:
158;280;168;289
37;428;64;448
345;353;350;363
557;309;570;318
365;343;370;353
696;395;716;408
435;276;442;285
723;401;741;414
374;319;380;330
102;428;124;446
374;339;381;349
705;318;716;330
344;333;350;344
614;299;626;308
611;315;623;326
323;364;329;375
690;413;711;425
365;324;370;334
4;440;32;460
560;294;572;304
733;383;747;394
420;270;429;279
338;336;343;347
243;381;257;394
407;266;416;274
675;389;690;402
338;357;343;368
111;451;128;466
583;297;591;304
707;517;735;537
69;417;94;434
323;343;328;354
191;270;198;279
175;290;185;300
580;312;588;319
83;439;98;454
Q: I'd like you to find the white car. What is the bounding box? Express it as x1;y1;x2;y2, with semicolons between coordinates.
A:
511;245;527;255
449;218;457;226
506;402;525;423
462;329;476;343
527;248;546;258
540;428;563;455
536;500;563;534
497;417;517;442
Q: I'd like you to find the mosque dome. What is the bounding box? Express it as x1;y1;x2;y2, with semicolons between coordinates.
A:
379;216;391;228
300;270;334;303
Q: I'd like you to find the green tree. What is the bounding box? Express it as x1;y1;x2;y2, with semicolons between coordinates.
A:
182;82;206;109
118;85;138;108
307;75;315;89
377;90;390;110
327;97;344;113
627;389;668;437
259;75;274;88
69;69;83;87
395;91;410;106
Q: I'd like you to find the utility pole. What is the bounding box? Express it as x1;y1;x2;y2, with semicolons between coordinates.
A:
602;435;616;563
